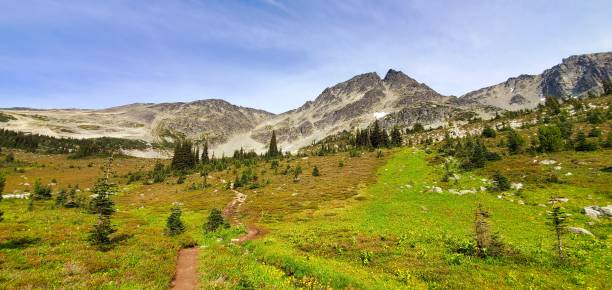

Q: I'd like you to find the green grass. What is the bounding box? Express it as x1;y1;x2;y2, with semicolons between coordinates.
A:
199;149;610;289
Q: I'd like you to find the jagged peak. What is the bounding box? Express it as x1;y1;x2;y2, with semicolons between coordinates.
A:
383;69;420;87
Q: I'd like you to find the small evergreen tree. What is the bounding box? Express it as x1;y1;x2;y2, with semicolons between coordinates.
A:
32;179;52;200
370;120;383;148
411;123;424;133
293;165;302;182
390;126;402;147
481;126;496;138
548;205;568;263
88;157;117;251
538;125;564;152
491;171;510;192
506;129;525;155
165;205;185;236
55;188;68;207
267;131;280;157
0;173;5;222
312;166;320;176
204;208;228;232
201;141;210;163
574;132;598;151
200;169;209;187
544;96;561;115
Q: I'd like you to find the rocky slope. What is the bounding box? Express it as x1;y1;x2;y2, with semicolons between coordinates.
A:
250;69;494;152
463;52;612;110
1;52;610;156
0;99;273;148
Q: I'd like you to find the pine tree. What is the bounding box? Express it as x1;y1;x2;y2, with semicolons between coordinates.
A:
201;141;210;163
390;126;402;147
55;188;68;207
204;208;228;232
370;120;383;148
312;166;320;176
32;178;52;200
491;171;510;191
88;157;117;251
165;205;185;236
506;129;525;155
481;126;496;138
538;125;564;152
548;205;568;263
0;173;5;222
268;131;279;157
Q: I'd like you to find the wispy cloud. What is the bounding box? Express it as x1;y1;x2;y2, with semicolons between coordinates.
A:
0;0;611;112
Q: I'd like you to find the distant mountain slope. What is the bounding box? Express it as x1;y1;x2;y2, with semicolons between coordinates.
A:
0;99;274;147
462;52;612;110
1;51;610;156
249;69;494;152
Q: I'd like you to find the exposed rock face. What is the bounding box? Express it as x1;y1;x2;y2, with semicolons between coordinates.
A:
463;52;612;110
250;69;492;152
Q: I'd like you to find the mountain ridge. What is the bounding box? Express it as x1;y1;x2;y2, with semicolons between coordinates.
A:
1;51;610;156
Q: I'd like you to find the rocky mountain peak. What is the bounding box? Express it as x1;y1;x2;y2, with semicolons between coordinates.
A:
383;69;419;88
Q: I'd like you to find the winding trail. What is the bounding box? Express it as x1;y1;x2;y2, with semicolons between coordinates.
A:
224;189;262;244
170;187;260;289
170;247;199;290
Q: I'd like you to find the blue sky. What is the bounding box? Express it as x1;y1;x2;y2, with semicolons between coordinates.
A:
1;0;611;113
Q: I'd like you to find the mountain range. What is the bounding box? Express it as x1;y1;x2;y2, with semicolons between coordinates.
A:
1;52;610;156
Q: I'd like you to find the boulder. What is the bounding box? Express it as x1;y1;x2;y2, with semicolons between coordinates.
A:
583;205;612;219
567;227;593;236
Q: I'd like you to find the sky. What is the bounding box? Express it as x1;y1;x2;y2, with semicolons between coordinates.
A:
0;0;611;113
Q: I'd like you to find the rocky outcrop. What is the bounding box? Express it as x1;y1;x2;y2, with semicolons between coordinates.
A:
463;52;612;110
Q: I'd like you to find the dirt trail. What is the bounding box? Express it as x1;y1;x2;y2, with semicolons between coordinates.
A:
170;247;199;290
223;189;262;243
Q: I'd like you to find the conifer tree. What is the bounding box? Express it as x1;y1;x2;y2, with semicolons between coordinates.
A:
506;129;525;154
491;171;510;191
55;188;68;207
481;126;496;138
165;204;185;236
538;125;564;152
312;166;320;176
548;205;568;263
201;141;210;163
32;178;52;200
370;120;383;148
390;126;402;147
88;157;117;251
268;131;279;157
204;208;228;232
0;173;5;222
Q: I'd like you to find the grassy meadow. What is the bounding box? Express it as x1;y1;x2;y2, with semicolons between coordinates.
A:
0;97;611;289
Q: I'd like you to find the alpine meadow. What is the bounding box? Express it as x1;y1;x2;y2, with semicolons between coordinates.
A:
0;1;611;289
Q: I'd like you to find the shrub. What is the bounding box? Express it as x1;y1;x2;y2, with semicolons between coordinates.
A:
574;132;598;151
537;125;564;153
588;127;601;137
586;109;606;124
481;126;497;138
166;205;185;236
